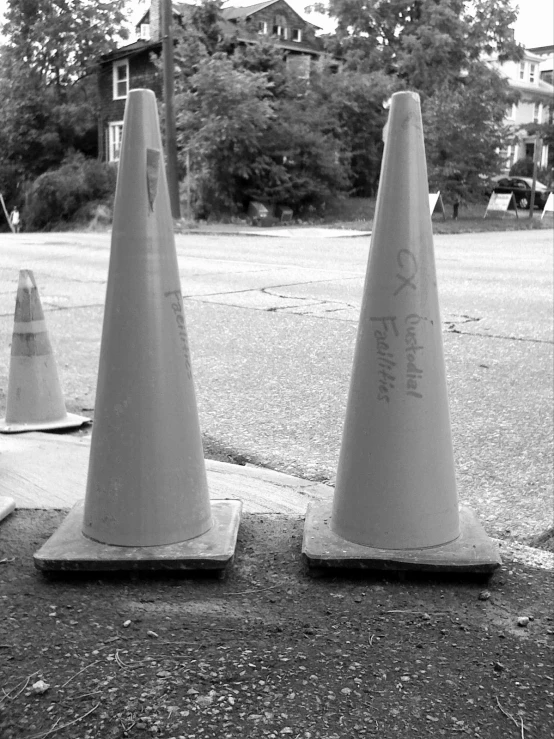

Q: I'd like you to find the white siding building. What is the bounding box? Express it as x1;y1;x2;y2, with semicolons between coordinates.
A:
490;46;554;172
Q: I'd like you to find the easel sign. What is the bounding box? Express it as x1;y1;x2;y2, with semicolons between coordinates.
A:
429;192;446;220
541;192;554;220
484;192;518;219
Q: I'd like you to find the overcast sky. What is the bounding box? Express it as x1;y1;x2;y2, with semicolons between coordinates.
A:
0;0;551;50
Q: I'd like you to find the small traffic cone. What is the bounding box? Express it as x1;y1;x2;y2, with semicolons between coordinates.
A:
303;91;500;573
34;89;241;572
0;271;91;433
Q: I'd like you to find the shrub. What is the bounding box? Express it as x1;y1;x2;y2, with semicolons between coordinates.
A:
23;153;117;231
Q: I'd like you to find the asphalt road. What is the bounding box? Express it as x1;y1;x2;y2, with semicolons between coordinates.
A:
0;228;552;542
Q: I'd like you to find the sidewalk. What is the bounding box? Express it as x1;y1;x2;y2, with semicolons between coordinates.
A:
1;431;551;571
0;432;331;515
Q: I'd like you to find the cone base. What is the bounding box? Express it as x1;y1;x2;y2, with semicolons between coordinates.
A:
0;413;91;434
302;501;501;574
0;497;15;523
34;499;241;573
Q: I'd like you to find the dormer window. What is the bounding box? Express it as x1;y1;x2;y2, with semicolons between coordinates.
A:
113;59;129;100
519;61;525;80
292;28;302;42
273;14;287;37
529;63;536;83
140;23;150;40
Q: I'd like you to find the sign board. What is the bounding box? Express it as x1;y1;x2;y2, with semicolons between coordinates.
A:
484;192;518;219
541;192;554;219
429;192;446;220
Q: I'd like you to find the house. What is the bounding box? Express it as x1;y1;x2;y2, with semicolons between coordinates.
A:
97;0;327;162
488;45;554;173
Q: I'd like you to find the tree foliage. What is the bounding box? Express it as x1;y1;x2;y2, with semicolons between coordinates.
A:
0;0;129;196
320;0;522;201
172;3;352;216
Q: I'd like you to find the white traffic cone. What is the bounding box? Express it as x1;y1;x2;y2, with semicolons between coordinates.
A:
34;89;241;572
303;91;500;573
0;271;90;433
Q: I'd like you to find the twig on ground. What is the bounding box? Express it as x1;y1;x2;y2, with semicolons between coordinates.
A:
223;583;281;596
384;610;449;615
496;696;526;737
61;661;99;688
1;672;38;704
26;702;100;739
67;690;103;701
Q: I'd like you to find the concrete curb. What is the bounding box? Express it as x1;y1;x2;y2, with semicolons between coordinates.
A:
1;433;551;570
0;432;331;515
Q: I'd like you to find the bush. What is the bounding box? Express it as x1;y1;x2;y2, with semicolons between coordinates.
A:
509;158;551;185
23;153;117;231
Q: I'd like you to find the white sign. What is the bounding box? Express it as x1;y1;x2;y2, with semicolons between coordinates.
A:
541;192;554;219
429;192;446;220
484;192;518;218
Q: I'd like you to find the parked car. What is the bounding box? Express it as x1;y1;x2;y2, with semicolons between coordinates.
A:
490;176;552;210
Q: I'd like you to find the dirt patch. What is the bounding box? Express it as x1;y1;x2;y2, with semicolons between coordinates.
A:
1;510;553;739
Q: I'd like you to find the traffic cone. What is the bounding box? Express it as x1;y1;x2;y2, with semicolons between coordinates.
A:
34;89;241;572
303;91;500;573
0;271;91;433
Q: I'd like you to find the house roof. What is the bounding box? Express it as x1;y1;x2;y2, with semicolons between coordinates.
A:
222;0;321;30
527;44;554;55
99;39;160;63
509;77;554;100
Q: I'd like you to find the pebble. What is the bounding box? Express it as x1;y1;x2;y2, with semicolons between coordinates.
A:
517;617;529;628
478;590;491;601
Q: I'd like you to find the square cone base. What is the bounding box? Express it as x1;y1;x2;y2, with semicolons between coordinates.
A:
302;501;501;574
34;499;242;573
0;413;91;434
0;497;15;523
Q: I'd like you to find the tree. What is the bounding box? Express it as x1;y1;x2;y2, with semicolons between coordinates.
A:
172;3;351;216
325;0;520;94
319;0;523;201
0;0;129;187
422;63;518;202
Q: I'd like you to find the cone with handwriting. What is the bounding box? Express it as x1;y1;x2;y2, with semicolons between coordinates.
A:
34;89;241;571
302;91;500;573
0;271;90;433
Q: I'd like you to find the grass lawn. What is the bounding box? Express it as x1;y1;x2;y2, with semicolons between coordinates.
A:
321;197;554;234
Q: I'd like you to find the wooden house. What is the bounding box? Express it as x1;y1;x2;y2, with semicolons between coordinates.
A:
97;0;327;161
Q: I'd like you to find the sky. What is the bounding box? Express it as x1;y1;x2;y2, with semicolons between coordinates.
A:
0;0;551;49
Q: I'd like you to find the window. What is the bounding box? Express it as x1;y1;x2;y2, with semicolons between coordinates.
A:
529;63;536;83
108;121;124;162
113;60;129;100
509;102;518;120
273;24;284;36
292;28;302;42
519;61;525;80
533;102;541;123
258;21;268;34
139;23;150;40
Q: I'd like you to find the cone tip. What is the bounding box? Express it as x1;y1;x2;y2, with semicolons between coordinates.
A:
127;88;156;104
18;270;36;291
392;90;420;103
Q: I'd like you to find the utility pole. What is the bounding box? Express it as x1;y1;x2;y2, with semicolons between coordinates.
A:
529;135;541;219
162;0;181;219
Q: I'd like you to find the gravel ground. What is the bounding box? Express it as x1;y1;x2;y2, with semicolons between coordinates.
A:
1;511;553;739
